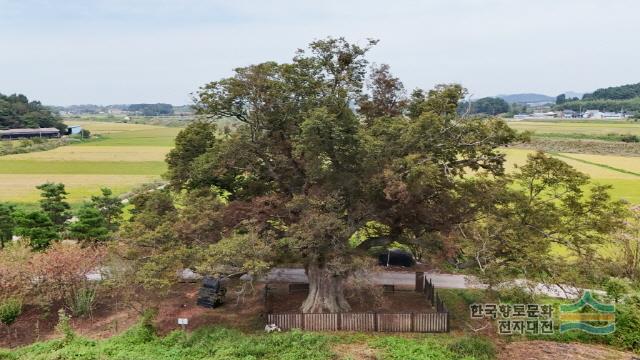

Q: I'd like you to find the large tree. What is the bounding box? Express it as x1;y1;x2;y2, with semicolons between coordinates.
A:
163;38;519;313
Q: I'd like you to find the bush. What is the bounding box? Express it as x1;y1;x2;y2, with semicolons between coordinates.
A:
68;287;96;317
607;303;640;351
0;298;22;327
55;309;75;343
621;134;640;143
497;286;535;304
448;337;496;360
604;277;630;303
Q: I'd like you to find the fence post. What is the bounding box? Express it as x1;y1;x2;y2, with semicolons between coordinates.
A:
446;311;450;332
374;312;378;332
337;313;342;331
410;312;415;332
301;313;305;330
415;272;424;292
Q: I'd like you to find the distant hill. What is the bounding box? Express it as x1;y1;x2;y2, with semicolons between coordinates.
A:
555;82;640;113
497;93;555;104
583;82;640;100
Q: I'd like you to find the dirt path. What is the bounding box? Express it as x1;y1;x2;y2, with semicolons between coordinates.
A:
499;341;638;360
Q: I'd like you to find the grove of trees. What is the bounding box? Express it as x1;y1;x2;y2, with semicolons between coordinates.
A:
0;93;66;131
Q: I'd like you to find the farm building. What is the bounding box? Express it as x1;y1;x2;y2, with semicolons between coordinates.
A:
66;125;83;135
0;127;61;140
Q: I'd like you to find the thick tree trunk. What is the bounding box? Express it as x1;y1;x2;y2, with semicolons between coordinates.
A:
301;263;351;313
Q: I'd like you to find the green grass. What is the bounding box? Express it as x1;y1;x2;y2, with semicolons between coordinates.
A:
79;128;180;147
0;325;494;360
0;160;166;175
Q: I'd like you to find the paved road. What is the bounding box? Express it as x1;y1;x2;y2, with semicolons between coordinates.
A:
265;268;596;299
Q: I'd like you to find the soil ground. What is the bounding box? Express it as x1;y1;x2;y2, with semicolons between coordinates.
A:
266;282;434;313
3;281;639;360
498;340;639;360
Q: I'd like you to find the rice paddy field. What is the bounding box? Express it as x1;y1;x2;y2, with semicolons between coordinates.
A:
501;148;640;204
506;119;640;143
1;118;639;207
0;120;180;207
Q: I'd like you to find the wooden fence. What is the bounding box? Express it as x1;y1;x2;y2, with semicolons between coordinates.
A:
265;273;450;333
266;312;448;332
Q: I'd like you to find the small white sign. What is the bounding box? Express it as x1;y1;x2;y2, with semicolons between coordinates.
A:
178;318;188;325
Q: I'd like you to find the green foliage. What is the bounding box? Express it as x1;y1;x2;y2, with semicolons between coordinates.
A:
607;301;640;351
55;309;75;343
465;97;510;115
370;336;487;360
0;93;66;131
0;298;22;327
557;97;640;112
0;203;14;249
67;287;96;318
165;120;218;190
556;94;566;105
161;37;521;312
69;203;110;243
447;337;496;360
127;103;174;116
621;134;640;143
584;82;640;100
12;210;58;250
89;187;124;231
3;326;337;360
36;182;71;228
604;277;630;303
461;152;628;288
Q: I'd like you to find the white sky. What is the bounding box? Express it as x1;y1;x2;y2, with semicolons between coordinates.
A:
1;0;639;105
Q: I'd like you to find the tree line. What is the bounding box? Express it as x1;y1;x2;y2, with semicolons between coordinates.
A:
0;93;66;131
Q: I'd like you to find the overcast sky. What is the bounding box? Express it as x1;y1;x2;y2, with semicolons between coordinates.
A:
1;0;639;105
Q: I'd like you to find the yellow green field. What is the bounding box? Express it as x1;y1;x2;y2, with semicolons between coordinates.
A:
501;148;640;204
507;120;640;137
0;121;179;206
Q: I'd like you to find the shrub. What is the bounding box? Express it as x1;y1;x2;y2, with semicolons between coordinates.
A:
0;298;23;327
55;309;75;343
30;243;106;308
497;286;535;304
604;277;630;303
607;303;640;351
621;134;640;143
448;337;496;360
68;287;96;317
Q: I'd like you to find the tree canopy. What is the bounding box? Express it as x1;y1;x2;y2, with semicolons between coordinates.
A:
158;37;523;312
113;37;628;315
0;93;65;131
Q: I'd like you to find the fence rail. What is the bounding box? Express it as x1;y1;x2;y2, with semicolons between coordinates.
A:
266;312;448;333
265;273;450;333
